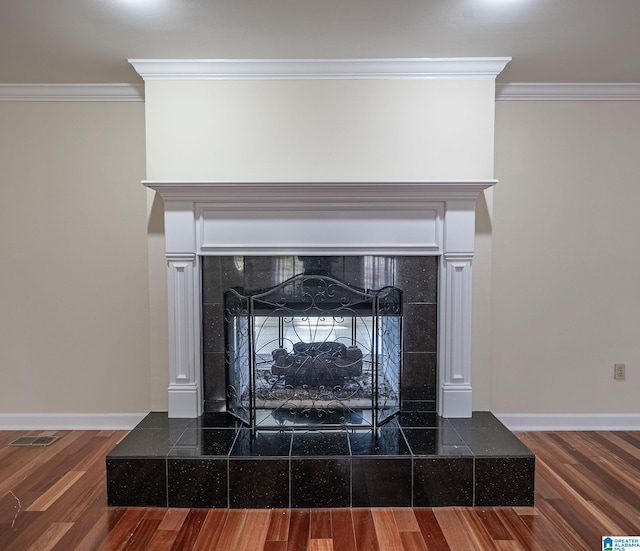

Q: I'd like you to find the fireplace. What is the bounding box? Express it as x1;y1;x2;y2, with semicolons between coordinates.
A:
106;181;536;508
106;59;534;509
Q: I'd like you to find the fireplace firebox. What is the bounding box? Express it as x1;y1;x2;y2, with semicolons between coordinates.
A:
202;255;438;422
224;257;402;429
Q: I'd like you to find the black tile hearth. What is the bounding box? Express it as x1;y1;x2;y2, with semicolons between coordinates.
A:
168;458;228;508
229;459;290;508
291;430;350;456
231;428;293;457
413;457;474;506
168;428;238;457
291;458;351;508
106;457;167;507
106;411;535;508
351;457;412;507
474;457;536;507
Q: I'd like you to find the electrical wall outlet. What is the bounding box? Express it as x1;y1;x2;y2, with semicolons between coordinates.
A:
614;363;626;381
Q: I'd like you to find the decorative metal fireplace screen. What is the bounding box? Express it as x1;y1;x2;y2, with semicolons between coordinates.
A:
225;273;402;429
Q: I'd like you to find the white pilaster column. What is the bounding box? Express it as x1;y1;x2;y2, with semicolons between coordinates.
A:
439;198;477;418
167;253;201;417
439;253;474;417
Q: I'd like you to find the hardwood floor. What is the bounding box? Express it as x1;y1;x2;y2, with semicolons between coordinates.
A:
0;429;638;550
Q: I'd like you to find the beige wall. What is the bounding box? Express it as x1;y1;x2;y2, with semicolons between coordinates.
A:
3;94;637;419
492;100;640;414
0;102;152;414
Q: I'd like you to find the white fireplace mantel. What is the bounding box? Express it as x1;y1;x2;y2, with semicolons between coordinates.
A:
145;180;496;418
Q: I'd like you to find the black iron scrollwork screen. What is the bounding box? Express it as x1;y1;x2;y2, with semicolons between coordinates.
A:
225;273;402;429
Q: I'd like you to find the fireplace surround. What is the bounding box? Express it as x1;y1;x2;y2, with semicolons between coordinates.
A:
144;180;495;419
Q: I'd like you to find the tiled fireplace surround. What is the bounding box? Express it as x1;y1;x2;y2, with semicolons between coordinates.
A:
106;181;535;508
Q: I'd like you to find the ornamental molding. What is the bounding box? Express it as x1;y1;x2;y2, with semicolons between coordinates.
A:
2;80;639;102
129;57;511;81
496;82;640;101
0;83;144;102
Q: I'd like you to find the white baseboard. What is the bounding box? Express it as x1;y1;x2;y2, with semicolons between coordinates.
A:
0;413;148;431
495;413;640;431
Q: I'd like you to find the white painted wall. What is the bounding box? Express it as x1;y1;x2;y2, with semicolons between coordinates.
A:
492;100;640;415
0;102;152;416
144;78;496;180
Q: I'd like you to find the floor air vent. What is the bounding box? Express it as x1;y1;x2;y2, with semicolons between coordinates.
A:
9;436;59;447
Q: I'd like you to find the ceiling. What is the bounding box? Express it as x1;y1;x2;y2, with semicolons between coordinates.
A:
1;0;638;85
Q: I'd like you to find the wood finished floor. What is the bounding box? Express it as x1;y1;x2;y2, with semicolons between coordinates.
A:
0;429;638;550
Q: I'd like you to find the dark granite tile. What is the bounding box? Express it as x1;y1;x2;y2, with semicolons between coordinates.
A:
106;458;167;507
336;256;359;289
168;428;238;457
244;256;295;291
455;428;533;457
231;429;293;457
202;303;225;353
413;457;474;506
352;458;412;507
189;412;239;428
203;352;226;402
401;400;437;412
291;458;351;508
219;256;245;292
229;459;290;508
296;256;345;279
402;303;437;353
395;256;438;303
475;457;535;506
398;411;445;428
348;428;410;456
202;257;223;304
291;431;350;456
108;428;184;458
403;427;471;456
203;256;246;303
402;352;437;401
133;412;193;430
446;411;508;430
168;458;227;508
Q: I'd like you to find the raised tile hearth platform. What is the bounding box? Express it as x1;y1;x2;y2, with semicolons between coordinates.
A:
106;411;534;508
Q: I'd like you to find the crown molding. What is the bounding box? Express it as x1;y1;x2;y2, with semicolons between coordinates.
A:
496;82;640;101
128;57;512;81
0;83;144;102
3;79;638;102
